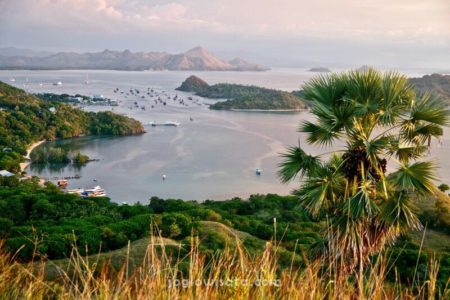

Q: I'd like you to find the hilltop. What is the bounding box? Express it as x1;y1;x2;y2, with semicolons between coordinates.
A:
176;75;307;110
0;46;269;71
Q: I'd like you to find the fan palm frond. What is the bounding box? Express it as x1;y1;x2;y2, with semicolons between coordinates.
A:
389;161;437;196
411;93;449;126
387;139;428;163
380;191;422;231
278;145;320;183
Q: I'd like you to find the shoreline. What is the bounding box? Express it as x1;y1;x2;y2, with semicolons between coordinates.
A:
20;140;46;172
229;108;307;112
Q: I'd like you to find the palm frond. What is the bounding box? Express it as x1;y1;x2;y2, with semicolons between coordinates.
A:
302;73;347;107
295;165;346;216
380;191;422;232
343;180;379;219
300;121;341;146
346;68;383;112
410;93;449;126
277;145;320;183
379;72;414;125
389;161;437;196
387;139;428;163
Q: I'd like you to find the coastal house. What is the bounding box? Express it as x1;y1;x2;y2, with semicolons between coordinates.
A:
0;170;15;177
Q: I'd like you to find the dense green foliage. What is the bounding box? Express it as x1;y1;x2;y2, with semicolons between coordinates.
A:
72;151;89;165
0;81;144;172
30;147;70;164
0;178;449;287
176;75;307;110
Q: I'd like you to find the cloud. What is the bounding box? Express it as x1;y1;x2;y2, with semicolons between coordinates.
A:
0;0;448;68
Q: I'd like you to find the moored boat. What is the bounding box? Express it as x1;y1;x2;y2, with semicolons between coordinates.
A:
164;121;180;126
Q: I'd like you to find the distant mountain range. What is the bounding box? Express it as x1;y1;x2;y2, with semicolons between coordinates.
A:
0;46;269;71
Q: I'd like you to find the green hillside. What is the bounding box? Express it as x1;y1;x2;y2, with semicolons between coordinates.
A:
0;81;144;172
410;74;450;105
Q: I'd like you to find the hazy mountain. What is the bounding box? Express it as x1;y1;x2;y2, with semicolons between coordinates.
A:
228;57;269;71
0;47;268;71
0;47;53;57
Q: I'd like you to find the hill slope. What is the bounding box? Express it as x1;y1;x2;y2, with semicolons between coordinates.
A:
410;74;450;105
0;81;144;172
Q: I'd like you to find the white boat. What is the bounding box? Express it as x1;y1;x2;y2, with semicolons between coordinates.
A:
9;78;15;82
83;185;107;197
164;121;180;126
67;188;84;195
68;185;107;197
53;81;62;86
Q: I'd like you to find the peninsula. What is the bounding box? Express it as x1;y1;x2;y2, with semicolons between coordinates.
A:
0;81;144;173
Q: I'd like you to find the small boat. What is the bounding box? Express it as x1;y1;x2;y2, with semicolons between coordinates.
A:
162;174;166;181
67;188;84;195
53;81;62;86
164;121;180;126
9;78;15;82
82;185;107;197
256;168;262;176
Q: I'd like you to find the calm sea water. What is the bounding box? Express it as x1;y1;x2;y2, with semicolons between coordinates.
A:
1;69;448;203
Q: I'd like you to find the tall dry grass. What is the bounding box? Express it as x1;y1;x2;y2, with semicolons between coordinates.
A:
0;229;448;300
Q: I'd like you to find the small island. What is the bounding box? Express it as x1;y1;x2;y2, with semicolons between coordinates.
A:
176;75;307;111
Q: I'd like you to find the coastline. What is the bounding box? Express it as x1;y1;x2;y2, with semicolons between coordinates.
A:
20;140;46;172
229;108;307;112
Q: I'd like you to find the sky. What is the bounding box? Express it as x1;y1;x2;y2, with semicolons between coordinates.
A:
0;0;449;69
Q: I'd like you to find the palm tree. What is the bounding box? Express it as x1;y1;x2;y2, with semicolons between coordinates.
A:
279;68;449;273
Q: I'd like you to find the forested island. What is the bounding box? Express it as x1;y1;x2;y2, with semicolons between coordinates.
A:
0;81;144;173
176;75;307;110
